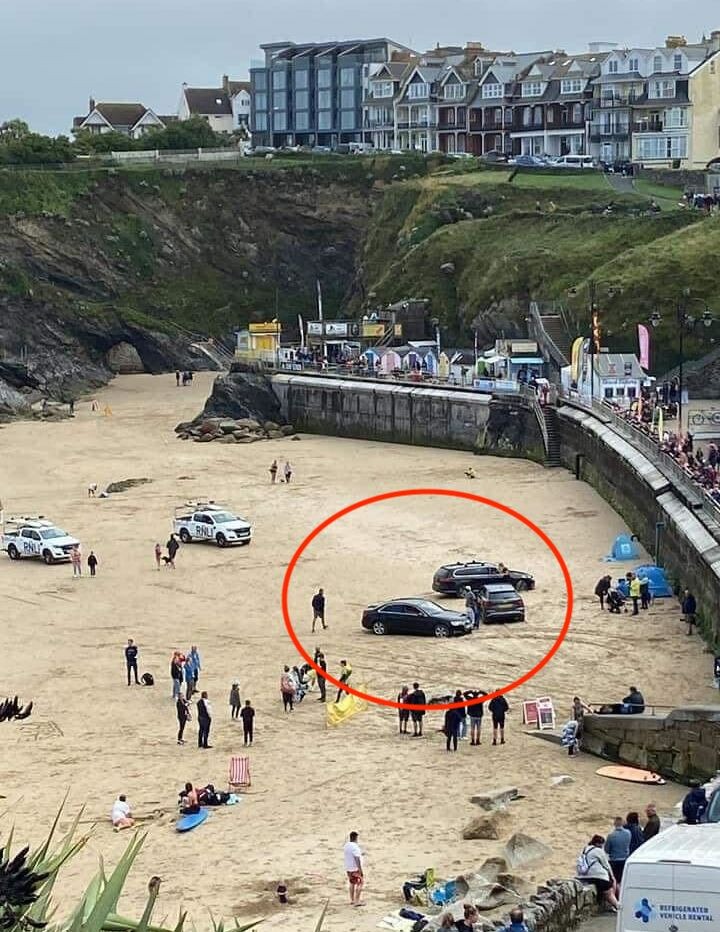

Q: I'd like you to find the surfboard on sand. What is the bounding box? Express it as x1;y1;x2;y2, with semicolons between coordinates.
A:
176;808;209;832
596;765;666;785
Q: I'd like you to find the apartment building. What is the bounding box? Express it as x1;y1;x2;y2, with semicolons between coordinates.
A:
590;33;720;167
250;38;414;148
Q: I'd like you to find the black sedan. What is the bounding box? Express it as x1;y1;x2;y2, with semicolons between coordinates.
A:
361;599;473;638
433;561;535;596
477;584;526;623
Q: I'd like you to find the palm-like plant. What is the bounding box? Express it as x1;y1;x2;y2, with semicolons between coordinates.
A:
0;805;261;932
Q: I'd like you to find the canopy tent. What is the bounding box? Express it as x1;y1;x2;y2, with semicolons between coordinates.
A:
617;565;674;599
605;533;640;562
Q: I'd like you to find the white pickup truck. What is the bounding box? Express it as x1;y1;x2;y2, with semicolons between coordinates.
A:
173;502;253;548
1;518;81;564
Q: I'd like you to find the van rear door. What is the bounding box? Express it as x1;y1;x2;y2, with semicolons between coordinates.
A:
620;863;720;932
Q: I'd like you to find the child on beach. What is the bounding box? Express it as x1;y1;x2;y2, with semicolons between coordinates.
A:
154;542;162;570
229;683;241;719
269;460;278;483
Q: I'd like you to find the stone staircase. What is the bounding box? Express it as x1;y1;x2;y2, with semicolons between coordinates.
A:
542;406;562;467
539;314;573;367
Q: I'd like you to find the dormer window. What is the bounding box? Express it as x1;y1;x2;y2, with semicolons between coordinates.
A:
653;54;663;72
608;60;619;73
628;57;639;72
561;78;584;94
523;81;543;97
673;53;683;71
407;82;429;99
443;82;464;100
482;82;503;99
372;80;394;98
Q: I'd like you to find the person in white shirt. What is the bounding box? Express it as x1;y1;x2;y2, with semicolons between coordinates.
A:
342;830;364;906
110;794;134;831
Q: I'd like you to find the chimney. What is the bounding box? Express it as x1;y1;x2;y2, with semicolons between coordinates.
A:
711;30;720;51
89;96;95;112
222;74;230;94
665;35;688;48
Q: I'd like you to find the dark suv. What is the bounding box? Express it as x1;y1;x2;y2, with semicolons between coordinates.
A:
432;562;535;596
477;584;526;623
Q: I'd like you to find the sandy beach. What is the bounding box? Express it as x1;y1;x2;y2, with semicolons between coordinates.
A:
0;372;715;932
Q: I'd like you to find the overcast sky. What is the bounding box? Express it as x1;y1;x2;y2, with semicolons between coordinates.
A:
1;0;717;134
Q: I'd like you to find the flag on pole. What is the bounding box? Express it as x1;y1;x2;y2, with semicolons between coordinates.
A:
316;280;323;322
570;337;584;382
298;314;305;349
637;324;650;370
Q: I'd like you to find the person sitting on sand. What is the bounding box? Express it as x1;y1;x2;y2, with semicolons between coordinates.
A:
456;904;481;932
111;794;134;831
179;782;200;815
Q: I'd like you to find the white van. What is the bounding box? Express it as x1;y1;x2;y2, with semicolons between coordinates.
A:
618;824;720;932
553;155;596;169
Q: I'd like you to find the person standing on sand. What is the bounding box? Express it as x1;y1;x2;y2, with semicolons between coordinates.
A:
315;650;327;702
241;699;255;745
229;682;241;719
407;682;426;737
489;692;509;745
187;645;201;686
467;690;485;746
170;652;184;700
166;534;179;569
175;370;180;387
154;542;162;570
269;460;278;483
284;461;293;484
397;685;410;734
643;804;660;841
281;666;295;712
342;831;365;907
184;661;195;700
70;545;82;577
87;550;98;577
196;691;212;749
125;639;139;686
444;704;462;752
336;659;352;702
176;695;190;745
454;689;468;740
311;588;327;633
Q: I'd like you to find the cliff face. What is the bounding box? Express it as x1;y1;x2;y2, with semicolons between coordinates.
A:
0;164;374;407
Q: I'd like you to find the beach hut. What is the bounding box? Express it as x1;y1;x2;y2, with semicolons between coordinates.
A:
439;352;450;380
362;348;381;371
379;349;402;374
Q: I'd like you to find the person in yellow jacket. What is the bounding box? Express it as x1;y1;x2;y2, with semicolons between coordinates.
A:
629;574;641;616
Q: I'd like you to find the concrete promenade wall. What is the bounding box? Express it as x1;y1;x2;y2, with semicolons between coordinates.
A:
272;374;545;458
557;404;720;647
582;707;720;782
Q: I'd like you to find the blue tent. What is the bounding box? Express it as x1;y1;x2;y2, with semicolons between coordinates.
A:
617;565;674;599
606;533;640;562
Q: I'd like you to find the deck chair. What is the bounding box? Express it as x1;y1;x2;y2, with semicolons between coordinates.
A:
228;755;251;791
403;868;436;906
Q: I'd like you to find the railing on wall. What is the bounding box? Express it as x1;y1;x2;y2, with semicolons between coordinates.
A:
528;301;570;370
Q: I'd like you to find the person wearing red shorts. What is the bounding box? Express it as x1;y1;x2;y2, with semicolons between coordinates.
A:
343;830;364;906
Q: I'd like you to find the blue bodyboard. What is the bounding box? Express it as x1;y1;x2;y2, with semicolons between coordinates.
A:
176;808;208;832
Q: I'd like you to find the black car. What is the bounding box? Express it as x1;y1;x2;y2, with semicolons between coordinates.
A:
432;562;535;596
361;599;473;638
477;584;526;623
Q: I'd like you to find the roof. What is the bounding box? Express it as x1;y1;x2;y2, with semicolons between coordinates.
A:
595;353;644;378
183;88;232;115
626;824;720;868
227;80;251;96
95;102;147;125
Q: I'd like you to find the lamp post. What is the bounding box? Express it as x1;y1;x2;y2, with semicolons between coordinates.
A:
649;290;714;432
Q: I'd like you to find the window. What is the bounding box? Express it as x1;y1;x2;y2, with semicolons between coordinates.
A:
653;55;663;72
341;110;355;129
295;69;309;89
636;135;687;159
628;57;639;72
482;82;503;99
494;107;502;124
254;112;267;131
340;88;354;109
272;69;286;90
317;68;331;88
608;60;618;74
665;108;688;128
317;89;331;109
254;72;267;91
522;106;532;126
650;79;675;99
572;103;583;123
443;83;464;100
318;111;332;129
295;90;309;110
561;78;583;94
295;111;309;130
273;91;286;109
533;105;543;126
523;81;543;97
340;67;355;87
604;387;614;399
408;82;430;99
673;53;683;72
274;111;286;131
372;80;393;98
254;91;267;111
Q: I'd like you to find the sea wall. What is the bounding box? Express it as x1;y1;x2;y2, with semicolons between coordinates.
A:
582;708;720;783
557;404;720;646
272;374;545;458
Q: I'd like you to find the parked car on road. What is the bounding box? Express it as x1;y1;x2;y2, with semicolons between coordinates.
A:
361;599;473;638
480;149;508;163
433;562;535;595
550;154;597;169
508;154;548;167
477;584;526;623
173;501;252;547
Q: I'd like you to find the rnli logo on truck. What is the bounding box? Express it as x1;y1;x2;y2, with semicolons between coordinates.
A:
635;900;714;925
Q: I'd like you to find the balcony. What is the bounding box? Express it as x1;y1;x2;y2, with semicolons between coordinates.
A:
365;119;394;129
438;120;466;131
633;121;664;133
398;120;438;130
589;123;629;141
597;96;636;108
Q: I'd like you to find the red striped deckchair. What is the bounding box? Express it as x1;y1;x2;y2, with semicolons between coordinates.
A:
228;755;251;790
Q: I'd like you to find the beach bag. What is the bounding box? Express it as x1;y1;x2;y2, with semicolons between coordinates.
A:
141;673;154;686
576;847;591;877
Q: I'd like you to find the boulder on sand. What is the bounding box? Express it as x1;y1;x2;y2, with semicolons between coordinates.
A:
471;787;519;811
219;419;240;434
462;809;511;840
106;342;145;374
502;833;552;870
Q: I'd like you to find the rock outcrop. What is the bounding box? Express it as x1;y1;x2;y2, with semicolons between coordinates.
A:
106;342;145;374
